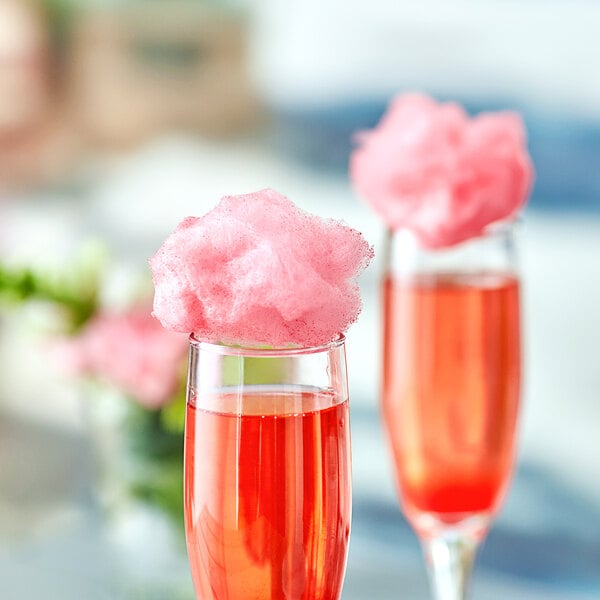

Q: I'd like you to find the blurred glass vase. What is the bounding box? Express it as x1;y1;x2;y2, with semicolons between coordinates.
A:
86;388;194;599
57;305;194;598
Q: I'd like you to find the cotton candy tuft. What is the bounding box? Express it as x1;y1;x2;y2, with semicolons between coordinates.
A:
150;189;373;347
350;93;534;248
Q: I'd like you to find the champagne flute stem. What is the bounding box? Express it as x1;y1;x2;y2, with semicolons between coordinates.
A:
422;533;478;600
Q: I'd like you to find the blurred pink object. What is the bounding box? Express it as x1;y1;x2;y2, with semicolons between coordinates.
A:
58;307;188;410
0;0;49;135
150;188;373;347
0;1;78;191
350;93;534;248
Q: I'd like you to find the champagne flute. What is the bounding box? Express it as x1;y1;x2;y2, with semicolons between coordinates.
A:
381;224;521;599
184;334;352;600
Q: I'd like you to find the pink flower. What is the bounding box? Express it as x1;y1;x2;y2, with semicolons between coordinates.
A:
350;93;534;248
57;307;188;409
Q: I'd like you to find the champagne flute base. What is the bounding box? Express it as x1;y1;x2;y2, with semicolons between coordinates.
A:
414;512;491;600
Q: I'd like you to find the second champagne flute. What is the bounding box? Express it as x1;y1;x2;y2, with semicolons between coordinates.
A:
349;93;533;599
381;225;521;599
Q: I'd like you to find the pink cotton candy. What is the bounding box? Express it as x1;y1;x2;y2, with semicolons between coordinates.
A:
55;307;188;409
350;93;534;248
150;189;374;346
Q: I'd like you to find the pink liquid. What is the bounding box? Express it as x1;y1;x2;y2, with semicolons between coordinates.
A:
382;273;520;524
184;390;351;600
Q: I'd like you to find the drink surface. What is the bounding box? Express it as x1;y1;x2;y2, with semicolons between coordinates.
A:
382;272;520;523
185;389;351;600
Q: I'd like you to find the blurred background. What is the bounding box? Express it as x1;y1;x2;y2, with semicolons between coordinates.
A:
0;1;599;598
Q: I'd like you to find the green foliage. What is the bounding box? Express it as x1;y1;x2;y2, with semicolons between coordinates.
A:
126;403;183;460
128;453;184;532
0;264;97;331
123;401;186;529
160;389;187;434
0;242;106;332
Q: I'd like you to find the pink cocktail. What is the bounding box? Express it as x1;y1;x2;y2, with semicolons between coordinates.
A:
378;225;523;600
184;344;351;600
150;189;372;600
383;272;520;527
350;93;532;600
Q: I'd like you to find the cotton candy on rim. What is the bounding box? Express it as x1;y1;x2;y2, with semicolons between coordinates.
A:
150;189;374;347
350;93;534;248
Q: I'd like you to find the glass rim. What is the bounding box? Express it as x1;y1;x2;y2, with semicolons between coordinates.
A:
386;216;522;242
188;333;346;357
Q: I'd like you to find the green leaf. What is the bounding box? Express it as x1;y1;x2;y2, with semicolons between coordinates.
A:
0;249;103;333
160;390;187;434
